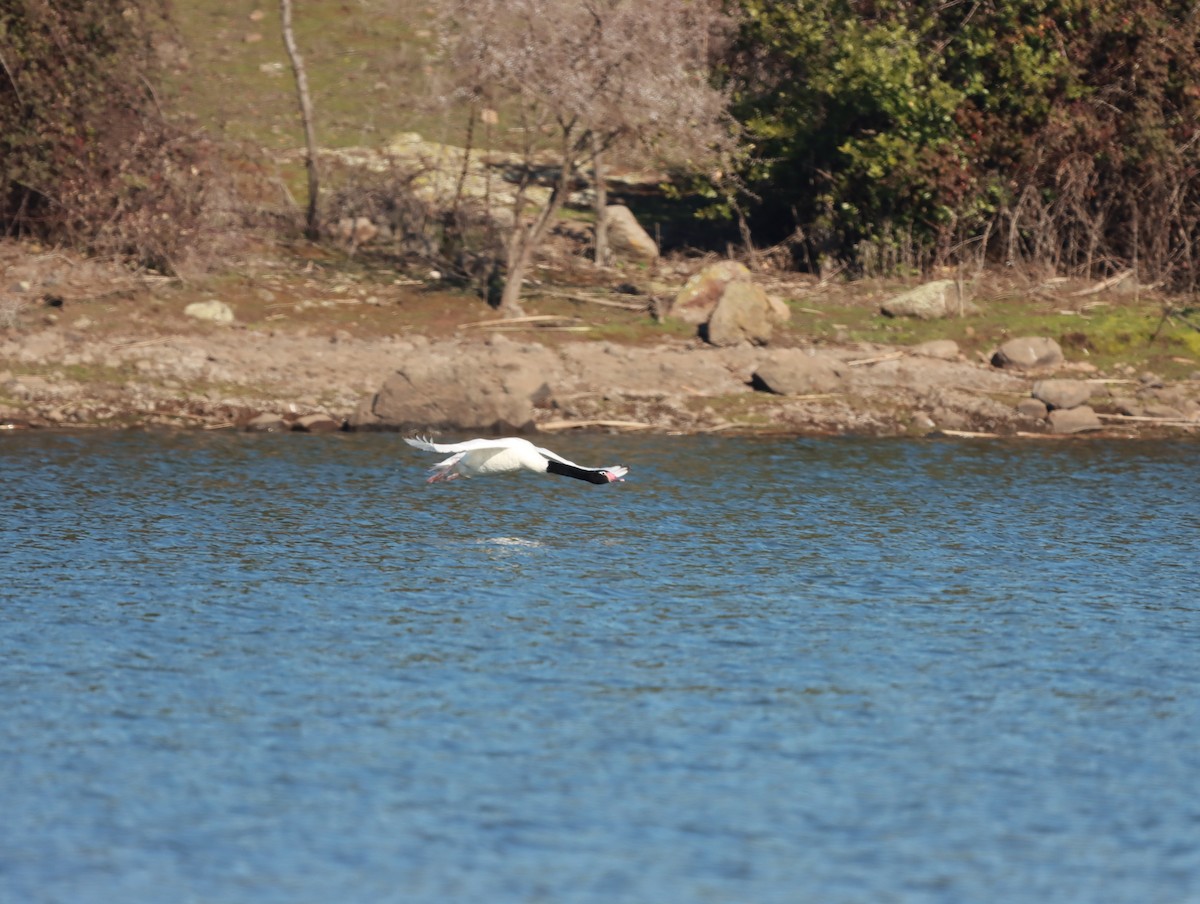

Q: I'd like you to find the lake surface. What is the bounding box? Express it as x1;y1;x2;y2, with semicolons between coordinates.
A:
2;431;1198;903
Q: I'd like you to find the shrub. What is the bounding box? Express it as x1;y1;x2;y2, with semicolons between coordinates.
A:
0;0;234;272
729;0;1200;288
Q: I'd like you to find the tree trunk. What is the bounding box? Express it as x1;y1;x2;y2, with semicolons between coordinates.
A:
280;0;320;240
591;134;610;267
499;140;579;316
499;241;530;316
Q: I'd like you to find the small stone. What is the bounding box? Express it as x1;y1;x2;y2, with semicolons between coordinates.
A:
1017;397;1049;419
336;216;379;246
991;336;1064;370
184;300;235;324
245;412;287;432
912;339;960;360
1032;379;1092;410
1143;403;1182;419
765;295;790;323
881;280;973;319
1139;371;1164;388
1112;397;1142;417
1048;405;1103;433
603;205;658;262
291;413;341;433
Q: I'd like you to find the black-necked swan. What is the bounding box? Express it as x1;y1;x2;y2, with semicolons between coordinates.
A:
404;436;628;485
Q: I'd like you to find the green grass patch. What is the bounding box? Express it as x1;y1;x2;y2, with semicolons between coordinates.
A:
164;1;442;152
776;288;1200;378
589;316;695;344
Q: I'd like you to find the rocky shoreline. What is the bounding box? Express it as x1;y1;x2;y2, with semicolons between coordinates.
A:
3;243;1199;439
3;317;1199;439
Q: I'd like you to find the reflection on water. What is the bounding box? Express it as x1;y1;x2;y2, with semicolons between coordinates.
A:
2;432;1198;903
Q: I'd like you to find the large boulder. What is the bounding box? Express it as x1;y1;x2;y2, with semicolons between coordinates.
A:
881;280;975;319
604;205;658;262
672;260;751;324
751;350;843;395
991;336;1064;370
704;280;775;347
352;341;558;431
1032;378;1092;410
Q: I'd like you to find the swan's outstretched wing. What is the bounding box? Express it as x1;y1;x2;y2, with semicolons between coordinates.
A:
405;436;534;482
405;436;528;455
531;444;587;468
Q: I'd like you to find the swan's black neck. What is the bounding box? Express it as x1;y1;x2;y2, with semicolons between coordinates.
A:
546;459;610;484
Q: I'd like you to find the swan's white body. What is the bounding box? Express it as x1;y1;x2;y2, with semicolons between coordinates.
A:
404;436;628;485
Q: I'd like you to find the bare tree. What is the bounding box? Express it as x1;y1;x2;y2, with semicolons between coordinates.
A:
438;0;736;315
280;0;320;240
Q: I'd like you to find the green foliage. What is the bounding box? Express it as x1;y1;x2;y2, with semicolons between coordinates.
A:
729;0;1200;288
734;1;978;262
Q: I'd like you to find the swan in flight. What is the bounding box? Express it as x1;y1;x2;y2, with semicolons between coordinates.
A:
404;436;628;485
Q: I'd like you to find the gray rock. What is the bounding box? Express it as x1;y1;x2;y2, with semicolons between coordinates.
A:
336;216;380;246
991;336;1064;370
704;280;774;347
1139;371;1164;388
184;300;234;324
751;351;843;395
766;294;791;323
1032;379;1092;410
672;261;751;324
1112;396;1142;417
881;280;974;319
604;205;658;262
292;413;342;433
911;339;960;360
911;412;937;432
1048;405;1103;433
245;412;287;432
1016;397;1049;419
353;343;558;431
1144;403;1183;419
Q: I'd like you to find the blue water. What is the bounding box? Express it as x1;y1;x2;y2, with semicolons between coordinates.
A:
2;431;1198;903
